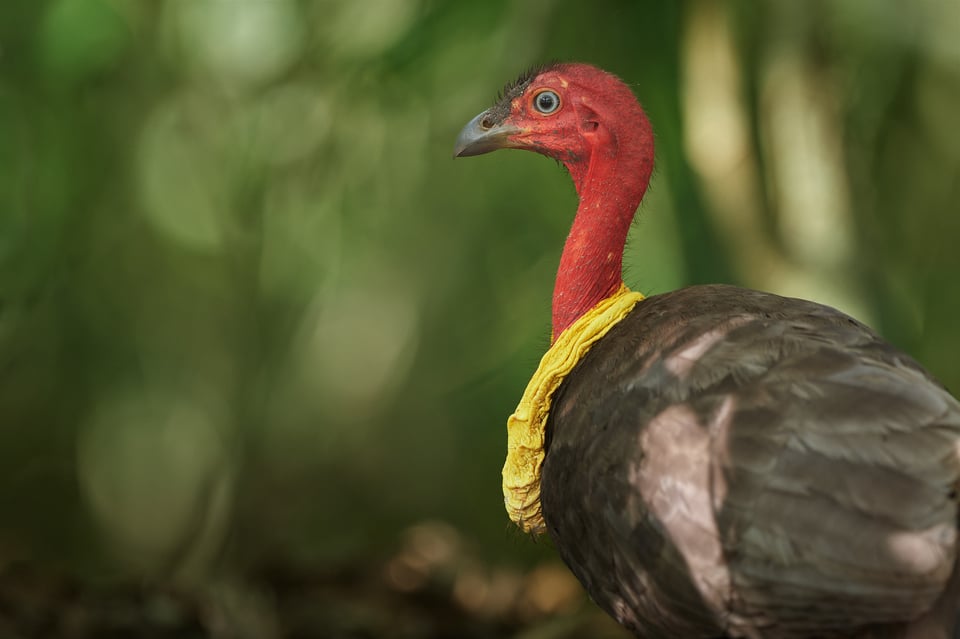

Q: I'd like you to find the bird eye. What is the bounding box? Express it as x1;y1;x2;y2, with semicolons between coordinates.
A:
533;90;560;114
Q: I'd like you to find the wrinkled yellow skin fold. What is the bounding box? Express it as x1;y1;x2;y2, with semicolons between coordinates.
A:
502;284;645;533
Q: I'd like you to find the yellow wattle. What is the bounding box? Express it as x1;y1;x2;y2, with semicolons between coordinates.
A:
502;283;645;533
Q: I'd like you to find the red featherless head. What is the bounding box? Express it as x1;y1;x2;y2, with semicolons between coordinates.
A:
455;63;655;338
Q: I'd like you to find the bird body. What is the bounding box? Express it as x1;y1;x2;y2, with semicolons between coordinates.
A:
455;63;960;638
544;284;960;638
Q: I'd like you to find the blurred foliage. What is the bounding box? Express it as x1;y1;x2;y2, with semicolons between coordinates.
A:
0;0;958;635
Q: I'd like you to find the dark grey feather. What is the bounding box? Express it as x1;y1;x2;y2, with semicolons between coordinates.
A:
541;284;960;639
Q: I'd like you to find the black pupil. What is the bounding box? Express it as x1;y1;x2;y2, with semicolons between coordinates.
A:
537;92;557;112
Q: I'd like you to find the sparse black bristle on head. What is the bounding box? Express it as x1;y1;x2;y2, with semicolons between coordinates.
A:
485;61;564;127
497;62;559;102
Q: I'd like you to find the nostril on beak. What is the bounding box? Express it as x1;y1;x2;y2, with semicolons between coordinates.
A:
481;117;494;130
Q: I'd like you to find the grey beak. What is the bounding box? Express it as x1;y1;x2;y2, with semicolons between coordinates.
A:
453;110;520;158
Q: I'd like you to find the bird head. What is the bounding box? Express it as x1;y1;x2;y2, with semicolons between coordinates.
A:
454;63;653;191
455;63;655;336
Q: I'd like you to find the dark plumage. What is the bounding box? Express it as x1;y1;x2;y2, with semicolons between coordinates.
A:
542;285;960;638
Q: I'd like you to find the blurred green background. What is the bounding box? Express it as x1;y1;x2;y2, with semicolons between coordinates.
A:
1;0;959;636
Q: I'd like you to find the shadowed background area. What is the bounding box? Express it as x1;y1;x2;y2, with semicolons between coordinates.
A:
0;0;958;636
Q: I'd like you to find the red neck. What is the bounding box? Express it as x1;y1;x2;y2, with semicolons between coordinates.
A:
551;113;654;340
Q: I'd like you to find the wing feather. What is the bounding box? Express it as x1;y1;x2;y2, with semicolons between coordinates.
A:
541;284;960;638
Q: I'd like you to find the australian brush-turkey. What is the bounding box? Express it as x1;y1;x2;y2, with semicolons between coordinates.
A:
454;62;960;639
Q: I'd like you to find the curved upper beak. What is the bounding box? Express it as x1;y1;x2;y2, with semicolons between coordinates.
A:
453;110;521;158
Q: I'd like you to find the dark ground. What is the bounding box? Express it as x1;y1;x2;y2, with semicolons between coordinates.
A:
0;522;631;639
